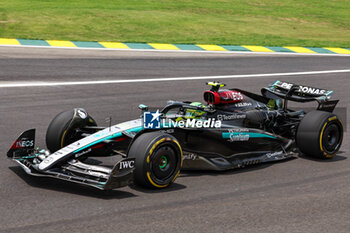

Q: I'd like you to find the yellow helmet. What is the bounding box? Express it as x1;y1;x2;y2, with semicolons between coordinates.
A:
185;102;206;119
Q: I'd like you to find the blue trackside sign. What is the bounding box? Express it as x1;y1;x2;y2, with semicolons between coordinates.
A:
143;110;161;129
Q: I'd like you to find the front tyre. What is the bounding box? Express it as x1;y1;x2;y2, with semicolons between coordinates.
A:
128;132;183;189
296;110;343;159
46;108;97;152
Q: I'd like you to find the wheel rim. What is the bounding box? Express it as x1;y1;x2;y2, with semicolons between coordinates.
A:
322;123;342;153
151;144;178;181
159;155;168;169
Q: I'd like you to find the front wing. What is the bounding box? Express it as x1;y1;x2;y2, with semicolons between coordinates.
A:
12;156;135;190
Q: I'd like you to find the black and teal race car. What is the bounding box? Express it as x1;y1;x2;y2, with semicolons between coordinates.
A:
7;81;344;190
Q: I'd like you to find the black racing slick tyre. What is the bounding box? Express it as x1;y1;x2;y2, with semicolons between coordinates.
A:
296;110;343;159
46;108;97;152
128;132;183;189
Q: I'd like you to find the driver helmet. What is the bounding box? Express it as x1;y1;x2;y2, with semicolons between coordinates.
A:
184;102;207;119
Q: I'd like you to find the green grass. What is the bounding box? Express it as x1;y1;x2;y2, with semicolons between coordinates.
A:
0;0;350;47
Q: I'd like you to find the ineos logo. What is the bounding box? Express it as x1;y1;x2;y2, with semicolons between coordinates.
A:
221;91;243;101
16;140;34;148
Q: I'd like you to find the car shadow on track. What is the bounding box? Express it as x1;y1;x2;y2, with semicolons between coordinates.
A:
180;158;295;178
9;166;137;199
298;151;347;162
129;183;187;193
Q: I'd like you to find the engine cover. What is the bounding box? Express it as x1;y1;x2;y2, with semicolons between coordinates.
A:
204;89;244;105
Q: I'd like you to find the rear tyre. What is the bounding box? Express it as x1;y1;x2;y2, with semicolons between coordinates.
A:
46;108;97;152
128;132;183;189
296;110;343;159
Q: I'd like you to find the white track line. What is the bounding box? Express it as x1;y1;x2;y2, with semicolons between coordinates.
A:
1;44;350;57
1;69;350;88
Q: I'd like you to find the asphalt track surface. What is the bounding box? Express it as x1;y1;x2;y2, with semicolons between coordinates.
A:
0;47;349;233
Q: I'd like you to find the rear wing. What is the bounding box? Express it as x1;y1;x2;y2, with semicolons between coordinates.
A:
261;81;338;112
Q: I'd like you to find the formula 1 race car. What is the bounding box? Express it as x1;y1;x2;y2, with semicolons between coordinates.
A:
7;81;344;190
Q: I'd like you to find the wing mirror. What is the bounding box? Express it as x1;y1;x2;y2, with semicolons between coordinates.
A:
138;104;149;111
